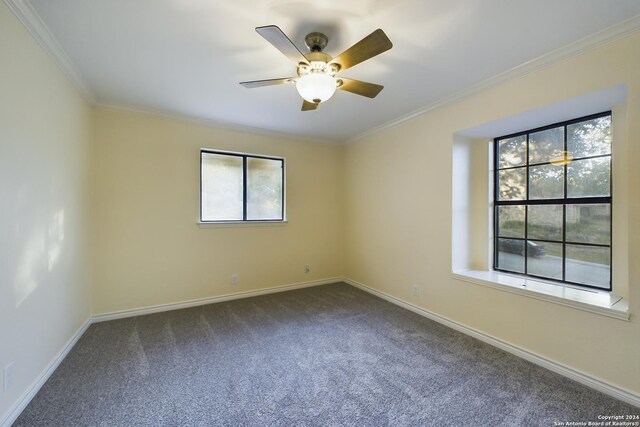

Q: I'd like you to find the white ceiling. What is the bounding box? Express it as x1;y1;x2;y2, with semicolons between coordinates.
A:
24;0;640;142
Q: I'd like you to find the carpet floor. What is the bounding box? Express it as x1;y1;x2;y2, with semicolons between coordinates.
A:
14;282;638;426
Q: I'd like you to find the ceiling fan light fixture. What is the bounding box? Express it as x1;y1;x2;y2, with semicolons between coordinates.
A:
241;26;393;110
295;72;337;104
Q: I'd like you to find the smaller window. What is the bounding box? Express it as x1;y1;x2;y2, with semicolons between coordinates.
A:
200;150;285;222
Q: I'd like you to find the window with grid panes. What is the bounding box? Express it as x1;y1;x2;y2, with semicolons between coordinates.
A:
493;112;612;290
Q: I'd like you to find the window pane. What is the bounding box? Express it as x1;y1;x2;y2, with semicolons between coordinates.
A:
498;135;526;168
496;238;524;273
565;245;610;289
497;205;525;238
527;242;562;280
528;205;563;241
529;164;564;199
566;157;610;198
201;153;243;221
566;204;610;245
498;168;526;200
567;116;611;158
247;157;283;220
529;127;564;164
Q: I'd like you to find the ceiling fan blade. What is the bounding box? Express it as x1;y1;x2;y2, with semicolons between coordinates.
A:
301;100;318;111
330;29;392;71
256;25;309;65
337;78;384;98
239;78;293;88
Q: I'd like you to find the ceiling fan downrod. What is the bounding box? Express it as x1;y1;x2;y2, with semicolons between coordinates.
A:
304;32;328;52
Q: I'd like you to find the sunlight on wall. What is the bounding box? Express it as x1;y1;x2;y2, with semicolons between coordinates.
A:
13;209;65;307
14;228;45;307
48;209;65;271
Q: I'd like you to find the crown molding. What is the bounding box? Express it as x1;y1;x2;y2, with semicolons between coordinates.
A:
6;0;639;144
346;14;640;144
3;0;96;104
96;103;340;145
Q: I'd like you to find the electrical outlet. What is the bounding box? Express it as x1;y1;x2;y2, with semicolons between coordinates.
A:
411;284;420;298
4;363;15;392
304;264;310;274
231;274;238;285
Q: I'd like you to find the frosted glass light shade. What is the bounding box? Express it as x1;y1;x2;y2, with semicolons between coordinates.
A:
296;73;337;103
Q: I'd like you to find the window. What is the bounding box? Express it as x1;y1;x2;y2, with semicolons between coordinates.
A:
493;112;612;291
200;150;284;222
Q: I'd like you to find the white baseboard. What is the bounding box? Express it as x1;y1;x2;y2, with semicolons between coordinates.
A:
0;317;93;427
93;277;342;322
4;275;636;427
342;277;640;408
1;277;342;426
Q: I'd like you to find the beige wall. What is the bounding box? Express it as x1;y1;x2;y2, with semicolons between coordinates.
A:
3;0;640;417
344;33;640;394
0;2;93;421
92;109;344;314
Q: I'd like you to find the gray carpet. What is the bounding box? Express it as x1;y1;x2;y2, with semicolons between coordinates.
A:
14;282;638;426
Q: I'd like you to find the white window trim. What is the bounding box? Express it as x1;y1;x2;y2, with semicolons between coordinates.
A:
452;269;628;321
197;220;288;228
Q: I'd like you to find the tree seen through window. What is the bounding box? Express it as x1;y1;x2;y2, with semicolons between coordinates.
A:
494;112;612;290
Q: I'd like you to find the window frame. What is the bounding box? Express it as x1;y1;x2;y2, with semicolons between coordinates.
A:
200;149;285;223
493;111;612;291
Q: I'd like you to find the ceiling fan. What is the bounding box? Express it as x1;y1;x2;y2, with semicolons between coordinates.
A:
240;25;393;111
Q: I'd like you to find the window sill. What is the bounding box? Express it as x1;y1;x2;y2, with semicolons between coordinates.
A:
197;220;288;228
452;269;629;321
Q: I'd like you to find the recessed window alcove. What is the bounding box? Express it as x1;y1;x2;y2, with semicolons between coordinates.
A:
451;84;629;320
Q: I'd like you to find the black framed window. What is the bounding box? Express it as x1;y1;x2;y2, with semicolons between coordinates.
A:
200;150;285;222
493;112;612;291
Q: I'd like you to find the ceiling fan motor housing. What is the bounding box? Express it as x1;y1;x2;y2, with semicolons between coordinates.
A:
297;52;333;75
